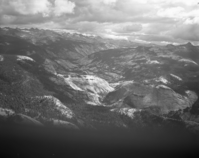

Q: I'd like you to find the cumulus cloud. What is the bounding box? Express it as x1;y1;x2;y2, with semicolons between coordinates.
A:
54;0;76;16
102;0;117;5
168;24;199;41
112;23;143;33
0;0;52;16
142;23;174;35
63;21;103;32
0;0;199;44
139;34;175;42
0;0;75;17
1;15;16;24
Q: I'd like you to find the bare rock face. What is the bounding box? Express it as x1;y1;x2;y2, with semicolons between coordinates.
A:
51;74;115;106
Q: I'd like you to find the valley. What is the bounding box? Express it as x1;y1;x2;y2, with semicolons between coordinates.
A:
0;27;199;132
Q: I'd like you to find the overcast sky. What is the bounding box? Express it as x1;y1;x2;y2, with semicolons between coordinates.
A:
0;0;199;44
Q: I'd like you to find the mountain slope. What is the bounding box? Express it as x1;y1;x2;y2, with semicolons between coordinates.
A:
0;27;199;132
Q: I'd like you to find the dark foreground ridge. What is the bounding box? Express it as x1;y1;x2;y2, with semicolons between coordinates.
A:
1;122;199;158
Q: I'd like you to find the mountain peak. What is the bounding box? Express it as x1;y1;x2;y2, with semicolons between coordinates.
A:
186;42;193;46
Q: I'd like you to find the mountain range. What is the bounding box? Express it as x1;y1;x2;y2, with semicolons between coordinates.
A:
1;27;199;133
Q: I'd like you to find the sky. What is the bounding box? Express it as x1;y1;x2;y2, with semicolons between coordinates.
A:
0;0;199;44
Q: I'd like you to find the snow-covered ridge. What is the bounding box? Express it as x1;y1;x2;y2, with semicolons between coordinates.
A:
17;55;35;62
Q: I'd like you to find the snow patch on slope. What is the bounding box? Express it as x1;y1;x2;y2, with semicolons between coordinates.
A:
155;76;169;84
146;60;160;64
0;55;4;61
185;90;198;105
0;108;15;117
111;108;141;119
179;59;198;65
156;84;172;90
170;74;182;81
17;55;35;62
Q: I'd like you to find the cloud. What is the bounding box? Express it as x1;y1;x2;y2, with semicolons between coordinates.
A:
102;0;117;5
142;23;174;35
139;34;175;42
0;0;52;16
112;23;143;33
0;0;75;17
69;0;157;23
54;0;76;16
63;21;102;32
168;24;199;41
1;0;199;44
101;34;128;40
0;15;16;24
